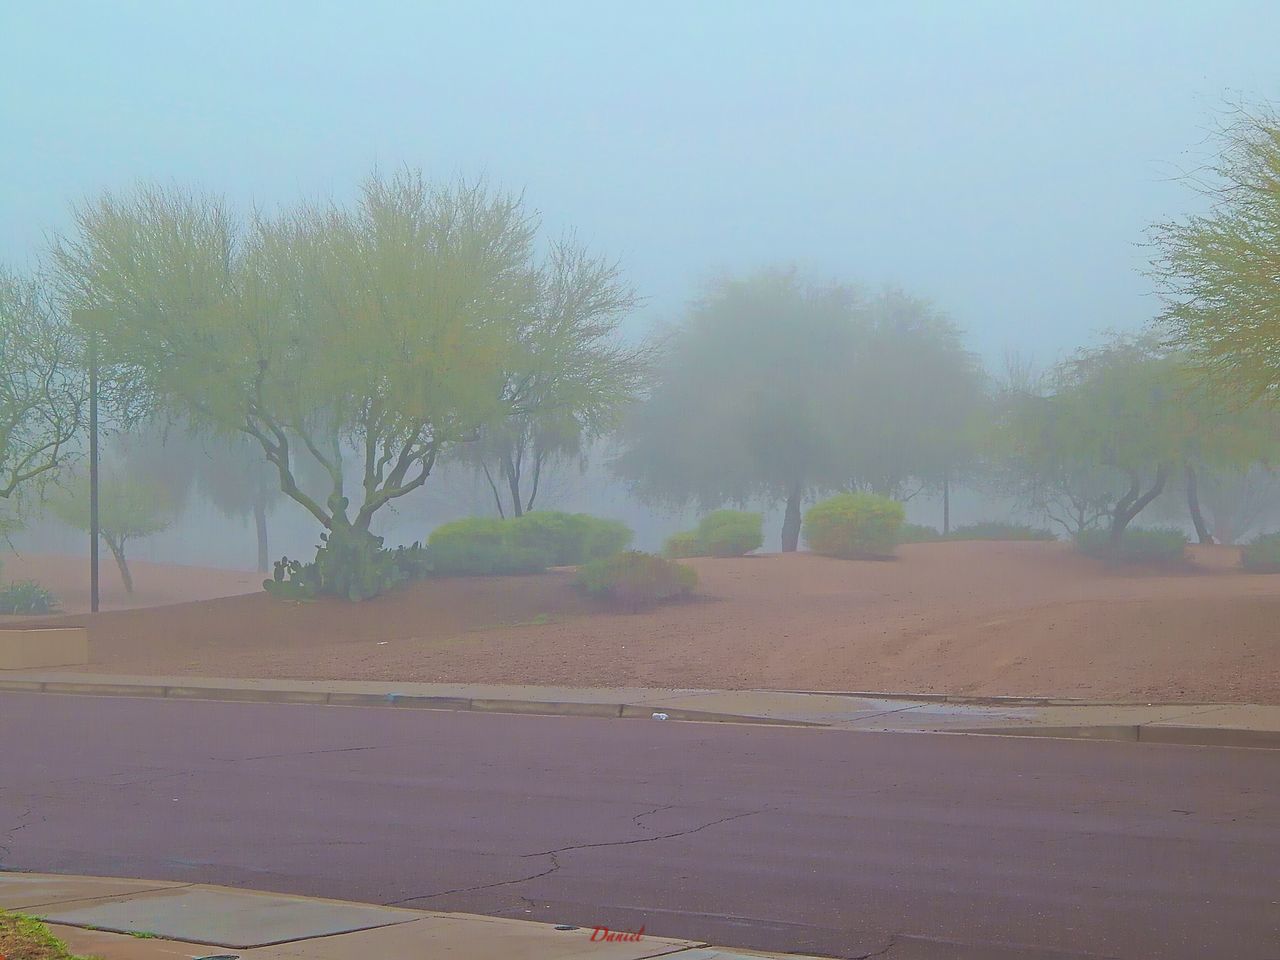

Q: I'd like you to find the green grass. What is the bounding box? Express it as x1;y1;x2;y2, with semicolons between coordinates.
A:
0;911;102;959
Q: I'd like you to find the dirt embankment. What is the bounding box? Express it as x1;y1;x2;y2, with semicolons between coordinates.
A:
12;541;1280;703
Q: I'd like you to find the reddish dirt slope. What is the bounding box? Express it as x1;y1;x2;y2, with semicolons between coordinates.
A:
19;542;1280;703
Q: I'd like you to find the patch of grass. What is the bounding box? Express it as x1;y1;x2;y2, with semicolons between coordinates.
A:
0;911;101;959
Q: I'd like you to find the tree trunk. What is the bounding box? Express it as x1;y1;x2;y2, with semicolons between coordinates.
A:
480;461;505;518
254;498;270;572
1185;464;1213;544
942;469;951;536
105;536;133;594
1109;464;1171;545
781;483;803;552
502;453;523;518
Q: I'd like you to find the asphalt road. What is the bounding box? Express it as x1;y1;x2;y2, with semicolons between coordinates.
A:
1;692;1277;959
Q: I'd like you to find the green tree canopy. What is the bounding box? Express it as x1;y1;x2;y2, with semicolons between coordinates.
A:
841;289;986;501
52;171;621;591
614;269;858;550
993;335;1274;543
458;239;649;518
1153;106;1280;402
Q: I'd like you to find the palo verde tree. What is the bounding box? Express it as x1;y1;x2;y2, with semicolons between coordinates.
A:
0;268;84;501
53;171;549;596
1153;104;1280;404
615;269;858;551
460;239;648;518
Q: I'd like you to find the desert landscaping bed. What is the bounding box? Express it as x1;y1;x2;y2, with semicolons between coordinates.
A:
7;541;1280;703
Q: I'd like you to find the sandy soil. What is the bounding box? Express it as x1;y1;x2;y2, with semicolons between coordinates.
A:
14;541;1280;703
0;552;261;615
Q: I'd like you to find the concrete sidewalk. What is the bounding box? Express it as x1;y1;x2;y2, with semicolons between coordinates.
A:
3;670;1280;747
1;872;814;960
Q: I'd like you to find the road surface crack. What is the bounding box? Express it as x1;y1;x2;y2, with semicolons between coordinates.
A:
385;808;763;907
522;807;764;858
632;802;677;830
385;852;563;905
0;805;38;868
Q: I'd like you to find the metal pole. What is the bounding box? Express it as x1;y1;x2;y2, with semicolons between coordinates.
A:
88;332;100;613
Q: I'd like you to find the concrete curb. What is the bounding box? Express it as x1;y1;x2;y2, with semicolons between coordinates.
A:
772;688;1231;708
950;723;1280;750
0;678;822;728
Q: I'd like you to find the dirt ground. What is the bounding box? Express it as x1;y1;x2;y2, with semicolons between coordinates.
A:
0;552;261;616
11;541;1280;703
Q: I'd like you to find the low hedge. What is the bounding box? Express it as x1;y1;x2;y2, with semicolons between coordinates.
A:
1076;527;1187;565
1241;532;1280;573
803;493;904;559
577;551;697;609
943;521;1056;542
425;512;633;576
897;523;941;544
426;517;550;576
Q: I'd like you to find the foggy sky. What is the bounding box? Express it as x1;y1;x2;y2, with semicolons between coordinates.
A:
4;0;1277;364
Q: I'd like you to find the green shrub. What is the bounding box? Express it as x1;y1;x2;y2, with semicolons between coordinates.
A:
508;511;632;565
695;510;763;557
0;581;59;615
897;523;941;543
1241;532;1280;572
663;529;703;558
944;521;1056;541
577;516;634;562
803;493;905;559
1076;527;1187;565
577;551;697;609
425;516;551;576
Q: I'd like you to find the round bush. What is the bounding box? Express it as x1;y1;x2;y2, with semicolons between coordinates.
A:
663;529;703;558
1241;532;1280;572
508;512;632;566
803;493;904;559
577;515;634;562
695;510;763;557
577;551;697;610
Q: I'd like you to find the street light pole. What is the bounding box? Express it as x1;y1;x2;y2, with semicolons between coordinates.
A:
72;309;105;614
88;332;100;613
